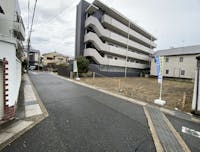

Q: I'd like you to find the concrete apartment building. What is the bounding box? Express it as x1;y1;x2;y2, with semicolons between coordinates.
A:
150;45;200;79
0;0;25;120
43;52;68;66
24;46;41;69
75;0;156;76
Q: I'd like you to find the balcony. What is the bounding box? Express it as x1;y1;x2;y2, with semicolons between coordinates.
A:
13;19;25;41
85;16;153;55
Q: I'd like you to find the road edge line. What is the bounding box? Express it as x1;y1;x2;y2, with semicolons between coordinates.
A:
162;113;191;152
143;107;164;152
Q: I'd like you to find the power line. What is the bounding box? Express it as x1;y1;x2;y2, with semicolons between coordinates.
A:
28;0;38;40
27;0;38;73
34;5;70;28
27;0;30;32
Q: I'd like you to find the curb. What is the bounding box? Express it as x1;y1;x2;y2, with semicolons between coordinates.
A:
53;73;200;124
143;107;164;152
52;74;197;151
0;74;48;150
162;113;191;152
27;74;49;118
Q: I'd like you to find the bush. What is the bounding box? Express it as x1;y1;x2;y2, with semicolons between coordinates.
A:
76;56;89;73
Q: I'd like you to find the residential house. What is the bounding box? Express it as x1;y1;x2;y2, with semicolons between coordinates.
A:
43;52;68;66
24;47;41;69
150;45;200;79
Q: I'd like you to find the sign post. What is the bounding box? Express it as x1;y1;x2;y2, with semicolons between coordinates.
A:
154;56;166;106
73;60;80;80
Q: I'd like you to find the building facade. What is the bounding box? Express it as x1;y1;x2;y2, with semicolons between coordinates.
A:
23;46;41;69
0;0;24;120
42;52;68;66
75;0;156;76
150;45;200;79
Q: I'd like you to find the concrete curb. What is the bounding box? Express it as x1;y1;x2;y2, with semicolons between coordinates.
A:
27;74;49;118
51;74;197;152
162;113;191;152
143;107;164;152
53;73;200;124
0;74;48;150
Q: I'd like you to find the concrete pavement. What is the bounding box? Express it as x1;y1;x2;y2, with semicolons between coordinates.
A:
0;74;48;150
1;72;200;151
2;72;155;152
54;73;200;152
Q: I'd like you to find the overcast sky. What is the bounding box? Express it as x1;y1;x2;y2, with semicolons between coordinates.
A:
19;0;200;57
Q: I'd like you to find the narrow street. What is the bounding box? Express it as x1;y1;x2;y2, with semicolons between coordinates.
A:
2;72;155;152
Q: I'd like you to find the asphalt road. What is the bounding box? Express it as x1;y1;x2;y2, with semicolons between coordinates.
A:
166;114;200;152
2;72;155;152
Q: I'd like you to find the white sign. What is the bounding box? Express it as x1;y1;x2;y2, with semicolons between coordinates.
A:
73;60;78;73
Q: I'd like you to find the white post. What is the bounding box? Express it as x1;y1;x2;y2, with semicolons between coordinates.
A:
159;81;163;100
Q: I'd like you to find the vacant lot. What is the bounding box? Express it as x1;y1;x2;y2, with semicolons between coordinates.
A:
80;77;194;112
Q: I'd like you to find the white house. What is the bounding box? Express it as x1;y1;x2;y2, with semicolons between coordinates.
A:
0;0;25;120
150;45;200;79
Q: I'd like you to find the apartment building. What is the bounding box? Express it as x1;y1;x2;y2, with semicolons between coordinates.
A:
150;45;200;79
43;52;68;66
0;0;25;120
23;46;41;69
75;0;156;76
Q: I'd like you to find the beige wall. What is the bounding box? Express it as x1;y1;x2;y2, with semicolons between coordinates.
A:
150;55;197;79
43;52;67;66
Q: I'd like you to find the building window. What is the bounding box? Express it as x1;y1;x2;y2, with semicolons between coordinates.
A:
179;57;183;62
166;69;169;74
47;57;53;60
181;70;185;75
165;57;169;62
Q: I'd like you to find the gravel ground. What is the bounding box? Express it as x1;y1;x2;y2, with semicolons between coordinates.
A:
80;77;194;112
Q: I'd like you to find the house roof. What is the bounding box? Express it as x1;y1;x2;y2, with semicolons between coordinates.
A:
154;45;200;56
43;52;67;57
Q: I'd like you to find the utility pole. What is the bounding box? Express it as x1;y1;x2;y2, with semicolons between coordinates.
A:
27;38;30;73
125;20;130;78
27;0;38;73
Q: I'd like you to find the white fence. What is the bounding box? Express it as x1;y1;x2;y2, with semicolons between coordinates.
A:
0;62;3;119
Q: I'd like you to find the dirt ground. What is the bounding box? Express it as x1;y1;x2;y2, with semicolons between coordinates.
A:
80;77;194;112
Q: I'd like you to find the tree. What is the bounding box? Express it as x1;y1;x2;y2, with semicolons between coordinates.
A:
76;56;89;73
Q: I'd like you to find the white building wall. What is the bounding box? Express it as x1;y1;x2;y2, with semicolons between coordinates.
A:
150;55;196;79
0;62;3;119
0;41;21;107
